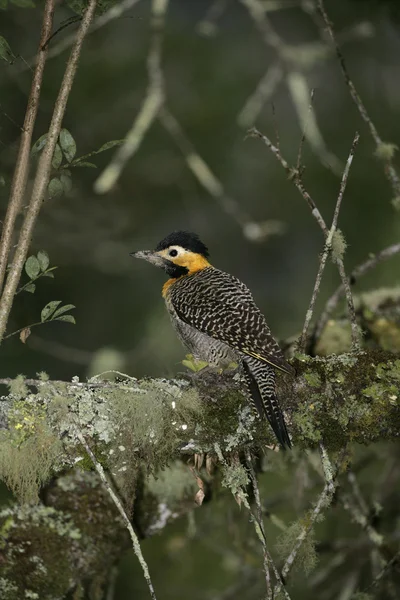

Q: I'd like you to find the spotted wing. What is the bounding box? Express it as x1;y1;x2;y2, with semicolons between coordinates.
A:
169;267;294;375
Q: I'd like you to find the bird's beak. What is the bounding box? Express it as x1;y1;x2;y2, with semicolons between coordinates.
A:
130;250;166;268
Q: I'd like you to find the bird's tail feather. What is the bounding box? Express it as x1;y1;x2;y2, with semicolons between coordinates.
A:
242;358;291;449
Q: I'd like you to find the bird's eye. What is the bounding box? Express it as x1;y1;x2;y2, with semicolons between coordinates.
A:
169;249;178;257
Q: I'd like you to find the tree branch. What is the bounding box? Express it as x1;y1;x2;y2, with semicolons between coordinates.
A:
314;242;400;341
0;0;55;294
299;132;360;351
0;0;98;343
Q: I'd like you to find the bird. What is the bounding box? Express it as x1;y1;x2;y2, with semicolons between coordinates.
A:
131;231;294;449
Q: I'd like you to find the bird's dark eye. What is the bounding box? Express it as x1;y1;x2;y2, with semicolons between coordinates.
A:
169;249;178;257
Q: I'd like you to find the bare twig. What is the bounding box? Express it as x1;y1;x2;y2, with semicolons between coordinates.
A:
318;0;400;198
245;449;272;599
248;127;328;234
314;242;400;340
296;88;315;173
74;427;157;600
0;0;98;343
299;132;359;351
250;126;361;349
277;448;345;589
0;0;55;294
94;0;168;194
366;551;400;593
160;107;253;230
20;0;143;69
237;64;283;128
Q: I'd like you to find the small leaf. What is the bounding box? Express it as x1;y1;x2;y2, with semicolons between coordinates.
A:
55;314;76;324
0;36;14;63
52;144;63;169
25;255;40;279
51;304;75;320
41;300;62;322
31;134;48;156
94;139;124;154
60;173;73;194
0;174;5;186
59;129;77;163
0;0;9;10
20;327;31;344
24;283;36;293
48;178;63;199
72;161;97;168
42;272;54;278
37;250;50;272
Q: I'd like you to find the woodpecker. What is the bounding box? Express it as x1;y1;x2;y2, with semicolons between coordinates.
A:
131;231;294;449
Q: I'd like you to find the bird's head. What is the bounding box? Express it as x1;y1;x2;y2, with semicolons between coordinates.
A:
131;231;211;278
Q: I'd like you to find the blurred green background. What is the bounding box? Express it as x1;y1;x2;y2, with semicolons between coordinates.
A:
1;0;400;598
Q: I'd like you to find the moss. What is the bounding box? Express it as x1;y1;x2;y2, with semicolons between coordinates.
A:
331;229;347;261
303;371;322;388
0;471;128;599
221;462;249;497
374;141;398;160
315;320;352;356
147;461;197;506
276;520;318;575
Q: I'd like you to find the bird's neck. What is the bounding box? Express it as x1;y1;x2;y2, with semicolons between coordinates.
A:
162;259;212;297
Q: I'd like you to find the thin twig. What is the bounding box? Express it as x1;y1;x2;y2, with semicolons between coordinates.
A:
249;126;361;349
245;449;272;600
160;107;253;229
0;0;98;343
277;448;345;590
237;64;283;128
314;242;400;340
365;551;400;592
74;427;157;600
299;132;359;351
317;0;400;198
248;127;328;234
20;0;143;70
296;88;315;173
0;0;55;294
94;0;168;194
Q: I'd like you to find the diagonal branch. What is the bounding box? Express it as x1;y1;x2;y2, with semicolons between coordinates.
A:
0;0;55;294
314;241;400;341
299;132;359;351
249;126;361;348
317;0;400;199
75;426;157;600
94;0;168;194
0;0;98;343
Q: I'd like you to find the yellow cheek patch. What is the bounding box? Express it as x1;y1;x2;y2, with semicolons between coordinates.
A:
174;253;211;274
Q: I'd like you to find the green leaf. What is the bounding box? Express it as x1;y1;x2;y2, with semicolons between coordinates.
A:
37;250;49;272
41;300;62;323
0;0;9;10
60;173;73;194
11;0;35;6
94;139;124;154
59;129;77;163
42;272;54;278
48;178;63;199
0;36;14;63
72;161;97;168
54;314;76;324
25;255;40;279
52;144;63;169
0;174;5;187
51;304;75;320
31;134;48;156
24;283;36;293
